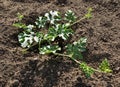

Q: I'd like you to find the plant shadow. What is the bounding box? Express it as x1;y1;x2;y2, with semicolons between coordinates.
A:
19;56;77;87
74;77;91;87
82;49;111;63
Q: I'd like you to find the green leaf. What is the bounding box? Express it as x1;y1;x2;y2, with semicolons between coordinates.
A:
73;37;87;52
18;31;35;48
99;59;112;73
13;23;27;29
66;37;87;59
35;16;47;28
44;27;57;41
65;10;77;23
39;45;61;54
80;62;94;77
18;30;44;48
25;24;35;33
85;8;92;19
66;44;83;59
45;11;61;24
17;13;24;21
45;24;73;41
34;32;44;43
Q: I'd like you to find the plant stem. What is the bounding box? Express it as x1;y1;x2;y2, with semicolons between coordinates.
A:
53;52;103;73
22;42;37;52
38;39;41;53
53;52;82;64
70;16;86;27
53;52;70;57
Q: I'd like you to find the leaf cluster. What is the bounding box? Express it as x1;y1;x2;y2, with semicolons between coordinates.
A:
66;37;87;59
13;8;112;77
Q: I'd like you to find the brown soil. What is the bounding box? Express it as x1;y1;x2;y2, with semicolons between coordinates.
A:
0;0;120;87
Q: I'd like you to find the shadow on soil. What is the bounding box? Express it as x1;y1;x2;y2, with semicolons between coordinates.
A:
74;77;91;87
18;56;75;87
18;55;93;87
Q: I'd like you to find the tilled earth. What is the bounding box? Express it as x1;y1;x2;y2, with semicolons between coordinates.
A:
0;0;120;87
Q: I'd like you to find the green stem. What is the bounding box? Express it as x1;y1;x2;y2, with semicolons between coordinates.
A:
38;40;41;51
70;16;86;27
53;52;103;73
53;52;70;57
93;69;102;73
53;52;82;64
22;42;37;52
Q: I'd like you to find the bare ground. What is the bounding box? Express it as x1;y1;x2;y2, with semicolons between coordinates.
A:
0;0;120;87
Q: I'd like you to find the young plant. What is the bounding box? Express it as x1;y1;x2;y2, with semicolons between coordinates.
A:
99;58;112;73
13;8;112;77
13;13;27;29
